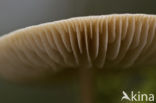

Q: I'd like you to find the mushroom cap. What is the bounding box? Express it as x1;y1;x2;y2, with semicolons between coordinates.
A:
0;14;156;82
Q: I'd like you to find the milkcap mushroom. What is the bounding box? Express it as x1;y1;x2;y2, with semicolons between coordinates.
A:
0;14;156;103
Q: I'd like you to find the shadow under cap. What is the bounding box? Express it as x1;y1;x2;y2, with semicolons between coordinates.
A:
0;14;156;83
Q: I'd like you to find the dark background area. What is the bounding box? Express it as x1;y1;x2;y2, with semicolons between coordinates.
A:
1;0;156;35
0;0;156;103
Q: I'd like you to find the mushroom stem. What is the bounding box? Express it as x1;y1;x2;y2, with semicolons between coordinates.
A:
79;68;95;103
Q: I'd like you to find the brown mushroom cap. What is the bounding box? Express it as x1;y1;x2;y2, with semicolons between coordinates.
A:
0;14;156;82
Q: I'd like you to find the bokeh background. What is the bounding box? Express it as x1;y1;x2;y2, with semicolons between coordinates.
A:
0;0;156;103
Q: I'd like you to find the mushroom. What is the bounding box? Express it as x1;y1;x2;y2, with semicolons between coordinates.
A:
0;14;156;103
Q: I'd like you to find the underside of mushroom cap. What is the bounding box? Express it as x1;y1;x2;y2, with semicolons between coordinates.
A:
0;14;156;82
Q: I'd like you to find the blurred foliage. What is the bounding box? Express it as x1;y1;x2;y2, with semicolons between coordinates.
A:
97;67;156;103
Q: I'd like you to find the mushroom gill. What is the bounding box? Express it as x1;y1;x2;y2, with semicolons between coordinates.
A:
0;14;156;78
0;14;156;103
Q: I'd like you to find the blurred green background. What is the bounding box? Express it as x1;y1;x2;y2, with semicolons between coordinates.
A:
0;0;156;103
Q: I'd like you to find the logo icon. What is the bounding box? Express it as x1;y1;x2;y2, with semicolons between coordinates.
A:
121;91;131;101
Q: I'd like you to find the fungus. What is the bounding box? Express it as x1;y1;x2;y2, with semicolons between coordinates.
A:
0;14;156;103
